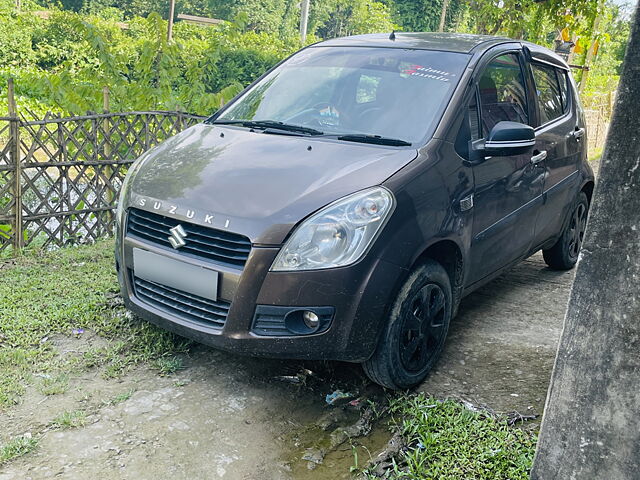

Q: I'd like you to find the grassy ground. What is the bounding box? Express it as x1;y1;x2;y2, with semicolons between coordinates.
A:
365;394;537;479
0;239;190;409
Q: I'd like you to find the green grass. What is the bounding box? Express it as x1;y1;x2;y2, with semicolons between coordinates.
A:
367;394;537;479
50;410;87;429
109;389;134;405
37;373;70;395
0;436;39;465
153;355;185;376
0;239;191;408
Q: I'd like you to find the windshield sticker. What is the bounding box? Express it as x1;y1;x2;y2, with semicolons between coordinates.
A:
401;65;455;82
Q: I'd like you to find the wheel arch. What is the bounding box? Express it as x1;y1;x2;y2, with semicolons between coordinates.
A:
410;239;466;317
581;180;595;205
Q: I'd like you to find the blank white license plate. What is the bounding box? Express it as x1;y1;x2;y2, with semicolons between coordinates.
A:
132;248;219;301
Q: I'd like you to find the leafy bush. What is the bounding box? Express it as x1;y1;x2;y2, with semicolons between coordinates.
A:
0;7;299;117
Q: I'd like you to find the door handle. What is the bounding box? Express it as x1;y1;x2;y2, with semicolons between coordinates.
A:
531;150;547;165
573;127;585;139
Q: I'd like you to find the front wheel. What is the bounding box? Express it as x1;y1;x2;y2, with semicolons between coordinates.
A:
543;192;589;270
363;259;452;390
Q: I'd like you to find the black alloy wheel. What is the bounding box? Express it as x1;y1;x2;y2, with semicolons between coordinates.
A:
543;191;590;270
399;284;447;372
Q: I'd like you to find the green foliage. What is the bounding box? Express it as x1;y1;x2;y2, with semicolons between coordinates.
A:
310;0;397;38
1;0;627;118
0;8;297;116
454;0;600;44
582;1;630;94
210;0;296;33
390;0;465;33
369;394;537;479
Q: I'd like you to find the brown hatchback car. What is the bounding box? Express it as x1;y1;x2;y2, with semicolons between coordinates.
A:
115;33;594;389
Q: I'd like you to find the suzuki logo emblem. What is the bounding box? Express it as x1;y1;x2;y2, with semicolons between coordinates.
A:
168;225;188;249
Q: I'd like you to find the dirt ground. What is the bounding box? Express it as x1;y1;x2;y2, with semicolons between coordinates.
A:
0;252;573;480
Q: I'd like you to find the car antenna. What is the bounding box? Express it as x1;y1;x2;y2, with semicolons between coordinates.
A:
389;30;396;41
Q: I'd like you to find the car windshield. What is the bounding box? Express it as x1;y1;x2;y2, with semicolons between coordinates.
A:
212;46;470;145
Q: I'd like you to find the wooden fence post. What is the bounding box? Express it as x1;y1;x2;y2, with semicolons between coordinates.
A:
103;86;115;234
7;78;23;252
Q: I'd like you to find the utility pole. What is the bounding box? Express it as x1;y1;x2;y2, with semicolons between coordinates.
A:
167;0;176;42
300;0;310;44
531;3;640;478
438;0;450;32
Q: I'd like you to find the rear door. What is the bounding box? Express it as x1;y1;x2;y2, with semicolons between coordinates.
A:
527;61;583;245
468;51;545;284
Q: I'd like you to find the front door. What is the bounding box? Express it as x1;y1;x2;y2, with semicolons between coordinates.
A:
468;52;546;284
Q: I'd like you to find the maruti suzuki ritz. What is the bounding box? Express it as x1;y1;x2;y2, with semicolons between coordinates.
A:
115;33;594;389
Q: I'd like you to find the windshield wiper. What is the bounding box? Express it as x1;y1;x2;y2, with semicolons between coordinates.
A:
213;120;324;136
331;134;412;147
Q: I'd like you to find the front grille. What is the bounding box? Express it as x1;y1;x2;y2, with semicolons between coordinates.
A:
132;273;230;329
126;208;251;268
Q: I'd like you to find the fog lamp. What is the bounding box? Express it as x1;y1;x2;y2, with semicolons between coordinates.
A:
303;311;320;329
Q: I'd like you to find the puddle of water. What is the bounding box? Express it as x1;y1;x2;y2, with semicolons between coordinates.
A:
286;418;391;479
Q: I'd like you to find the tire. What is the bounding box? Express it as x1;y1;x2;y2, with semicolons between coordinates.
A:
363;259;452;390
543;192;589;270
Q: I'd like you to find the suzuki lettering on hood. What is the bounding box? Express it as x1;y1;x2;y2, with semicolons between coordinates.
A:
135;196;232;230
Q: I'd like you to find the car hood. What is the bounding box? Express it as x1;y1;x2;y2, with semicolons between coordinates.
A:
129;123;418;244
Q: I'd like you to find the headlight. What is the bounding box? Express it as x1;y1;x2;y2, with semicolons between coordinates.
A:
115;155;147;225
271;187;395;271
115;175;129;226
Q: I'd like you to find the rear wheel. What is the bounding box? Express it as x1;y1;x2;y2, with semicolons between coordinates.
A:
363;259;452;390
543;192;589;270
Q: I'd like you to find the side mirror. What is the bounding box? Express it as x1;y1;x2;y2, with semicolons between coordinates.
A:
484;121;535;157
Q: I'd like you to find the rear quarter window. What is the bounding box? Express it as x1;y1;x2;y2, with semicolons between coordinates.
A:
558;70;570;112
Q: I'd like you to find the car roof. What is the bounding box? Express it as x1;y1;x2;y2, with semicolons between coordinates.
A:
314;32;512;54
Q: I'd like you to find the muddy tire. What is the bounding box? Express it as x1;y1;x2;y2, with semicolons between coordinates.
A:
363;259;452;390
543;192;589;270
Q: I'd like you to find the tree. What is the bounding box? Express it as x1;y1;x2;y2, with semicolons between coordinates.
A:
454;0;601;44
390;0;465;32
311;0;396;38
531;3;640;478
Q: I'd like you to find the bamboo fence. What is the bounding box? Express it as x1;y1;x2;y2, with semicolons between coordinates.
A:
0;80;205;254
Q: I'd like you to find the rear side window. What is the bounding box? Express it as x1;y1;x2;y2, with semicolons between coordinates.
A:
478;53;529;137
531;63;564;124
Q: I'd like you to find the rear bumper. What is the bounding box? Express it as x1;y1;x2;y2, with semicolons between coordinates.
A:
116;228;405;362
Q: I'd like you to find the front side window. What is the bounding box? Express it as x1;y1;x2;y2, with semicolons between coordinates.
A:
531;63;564;124
214;47;470;144
478;53;529;137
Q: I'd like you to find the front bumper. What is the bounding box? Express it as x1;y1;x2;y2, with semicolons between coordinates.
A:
116;228;405;362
